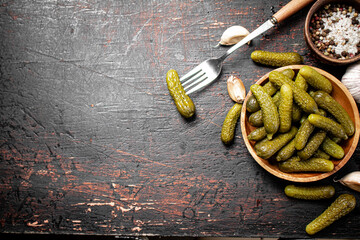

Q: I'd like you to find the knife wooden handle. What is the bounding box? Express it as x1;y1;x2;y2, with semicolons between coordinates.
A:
273;0;314;23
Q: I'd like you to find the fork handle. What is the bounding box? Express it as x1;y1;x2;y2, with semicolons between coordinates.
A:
273;0;314;23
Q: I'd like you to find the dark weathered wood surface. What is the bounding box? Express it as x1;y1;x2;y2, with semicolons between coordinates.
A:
0;0;359;238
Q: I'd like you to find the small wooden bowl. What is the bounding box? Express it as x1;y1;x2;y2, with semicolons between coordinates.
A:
240;65;360;182
304;0;360;65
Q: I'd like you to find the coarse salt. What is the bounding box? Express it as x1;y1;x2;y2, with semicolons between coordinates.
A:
322;10;360;56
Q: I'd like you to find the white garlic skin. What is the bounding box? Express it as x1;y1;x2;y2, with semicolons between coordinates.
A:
336;171;360;192
219;25;250;46
227;75;246;103
341;62;360;104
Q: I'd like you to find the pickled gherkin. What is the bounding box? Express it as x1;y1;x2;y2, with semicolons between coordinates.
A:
295;72;308;91
255;126;297;159
285;185;335;200
299;66;332;93
278;84;293;133
312;149;330;160
248;126;267;141
246;95;260;113
308;114;348;140
297;131;327;160
221;103;242;145
281;68;295;79
278;157;334;173
251;50;303;67
295;118;315;150
250;84;279;139
248;91;281;127
276;138;296;162
312;90;355;136
269;71;318;114
292;103;302;123
249;110;263;127
246;81;278;113
306;194;356;235
321;137;344;159
166;69;195;118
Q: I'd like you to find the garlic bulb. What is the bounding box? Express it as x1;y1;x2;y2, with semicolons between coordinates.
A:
341;62;360;104
335;171;360;192
218;25;250;46
227;75;246;103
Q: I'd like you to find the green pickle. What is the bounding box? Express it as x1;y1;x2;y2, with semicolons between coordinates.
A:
295;72;308;91
276;138;296;162
281;68;295;79
278;84;293;133
279;157;334;173
308;114;348;140
246;95;260;113
306;194;356;235
221;103;242;145
299;66;332;93
248;127;267;141
246;81;278;113
251;50;303;67
292;103;302;123
285;185;335;200
166;69;195;118
255;126;297;159
248;91;281;127
297;131;327;160
313;90;355;136
312;149;330;160
295;118;315;150
269;71;318;114
248;110;263;127
321;137;344;159
250;84;279;139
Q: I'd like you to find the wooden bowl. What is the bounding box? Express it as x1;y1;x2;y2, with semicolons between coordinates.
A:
240;65;360;182
304;0;360;65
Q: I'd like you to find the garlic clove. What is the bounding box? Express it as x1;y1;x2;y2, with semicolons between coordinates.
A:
335;171;360;192
341;62;360;104
227;75;246;103
219;25;251;46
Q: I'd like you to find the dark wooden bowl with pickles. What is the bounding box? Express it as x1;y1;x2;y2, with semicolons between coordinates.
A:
240;65;360;182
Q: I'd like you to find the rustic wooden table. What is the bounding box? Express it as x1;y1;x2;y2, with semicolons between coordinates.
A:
0;0;359;239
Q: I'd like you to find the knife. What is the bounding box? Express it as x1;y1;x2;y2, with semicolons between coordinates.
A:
223;0;315;58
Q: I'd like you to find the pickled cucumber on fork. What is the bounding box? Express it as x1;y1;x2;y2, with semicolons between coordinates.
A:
306;194;356;235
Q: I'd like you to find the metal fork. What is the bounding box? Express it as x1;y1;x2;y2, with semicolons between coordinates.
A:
180;0;314;95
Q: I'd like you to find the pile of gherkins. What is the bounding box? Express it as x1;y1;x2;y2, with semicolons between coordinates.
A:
246;65;355;173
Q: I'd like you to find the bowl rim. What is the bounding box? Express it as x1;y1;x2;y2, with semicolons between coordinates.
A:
240;65;360;182
304;0;360;65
